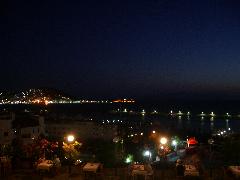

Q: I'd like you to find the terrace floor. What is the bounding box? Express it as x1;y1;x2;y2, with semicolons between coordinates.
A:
6;166;237;180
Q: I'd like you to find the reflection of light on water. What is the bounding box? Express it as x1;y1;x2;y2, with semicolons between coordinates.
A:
187;116;190;120
178;116;182;126
201;116;204;120
210;117;214;131
186;117;190;125
210;121;214;130
226;119;229;129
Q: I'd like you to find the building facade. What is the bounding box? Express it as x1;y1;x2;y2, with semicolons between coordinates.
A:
46;121;117;141
0;111;45;145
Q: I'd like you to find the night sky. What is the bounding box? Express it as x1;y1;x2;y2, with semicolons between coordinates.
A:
1;0;240;99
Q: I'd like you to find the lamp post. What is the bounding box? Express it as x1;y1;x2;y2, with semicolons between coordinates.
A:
208;138;214;177
67;135;75;143
143;150;151;162
67;135;75;174
160;137;167;145
160;137;168;161
172;140;178;151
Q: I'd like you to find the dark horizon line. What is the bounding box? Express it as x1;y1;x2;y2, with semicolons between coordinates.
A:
1;86;240;102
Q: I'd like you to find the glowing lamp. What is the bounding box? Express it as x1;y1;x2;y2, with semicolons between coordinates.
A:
160;137;168;145
143;150;151;157
172;140;177;146
125;157;131;163
67;135;75;143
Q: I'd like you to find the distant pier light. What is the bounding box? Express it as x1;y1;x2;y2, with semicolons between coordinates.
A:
187;112;190;116
170;110;173;115
225;113;231;117
141;109;146;115
200;112;206;117
210;112;215;117
123;108;127;113
153;110;157;113
177;111;183;116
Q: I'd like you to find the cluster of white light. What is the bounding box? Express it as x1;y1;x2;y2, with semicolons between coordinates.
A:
217;128;231;136
75;159;82;165
102;119;123;124
127;132;144;138
112;109;240;118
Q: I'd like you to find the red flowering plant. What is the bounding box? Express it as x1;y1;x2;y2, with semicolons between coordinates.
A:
24;137;60;162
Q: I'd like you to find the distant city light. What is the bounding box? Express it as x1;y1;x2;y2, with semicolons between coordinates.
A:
152;130;156;134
